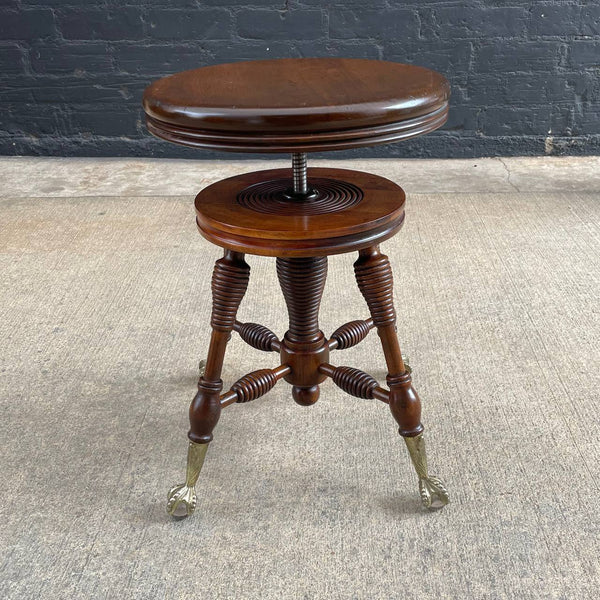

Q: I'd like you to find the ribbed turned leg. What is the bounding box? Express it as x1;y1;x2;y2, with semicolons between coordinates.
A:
276;256;329;405
354;246;448;509
167;250;250;518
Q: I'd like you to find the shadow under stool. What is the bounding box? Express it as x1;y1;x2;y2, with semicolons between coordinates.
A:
143;58;450;518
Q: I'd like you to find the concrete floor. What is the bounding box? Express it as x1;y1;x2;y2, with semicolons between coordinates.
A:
1;157;599;599
2;156;600;197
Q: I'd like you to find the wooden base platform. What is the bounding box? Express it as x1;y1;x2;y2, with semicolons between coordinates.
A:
195;168;406;257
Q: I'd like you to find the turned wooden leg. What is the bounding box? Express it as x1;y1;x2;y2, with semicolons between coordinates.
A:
276;256;329;406
167;250;250;518
354;245;449;509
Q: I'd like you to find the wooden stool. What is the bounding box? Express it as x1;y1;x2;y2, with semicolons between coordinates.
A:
143;58;451;518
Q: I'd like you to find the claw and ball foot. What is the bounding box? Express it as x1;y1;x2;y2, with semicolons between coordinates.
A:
166;441;209;518
404;433;449;509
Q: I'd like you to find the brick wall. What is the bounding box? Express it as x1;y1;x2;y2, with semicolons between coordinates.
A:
1;1;599;158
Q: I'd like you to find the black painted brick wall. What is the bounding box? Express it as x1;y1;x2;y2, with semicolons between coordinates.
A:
1;1;599;158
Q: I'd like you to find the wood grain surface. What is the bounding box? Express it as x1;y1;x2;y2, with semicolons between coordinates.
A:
143;58;449;152
194;167;406;256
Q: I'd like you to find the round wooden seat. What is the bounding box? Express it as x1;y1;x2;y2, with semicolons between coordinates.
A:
143;58;449;153
195;167;405;257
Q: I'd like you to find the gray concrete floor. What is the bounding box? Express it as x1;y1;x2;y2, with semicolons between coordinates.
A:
2;156;600;197
1;157;599;599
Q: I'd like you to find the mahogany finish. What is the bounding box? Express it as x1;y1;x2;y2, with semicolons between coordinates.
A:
320;364;387;401
354;247;423;437
328;318;374;350
143;58;450;514
188;250;249;444
277;256;329;405
233;321;280;352
195;167;406;257
143;58;449;152
220;365;291;408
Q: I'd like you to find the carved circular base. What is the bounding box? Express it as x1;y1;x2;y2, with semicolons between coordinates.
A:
237;177;363;216
195;167;405;257
292;385;320;406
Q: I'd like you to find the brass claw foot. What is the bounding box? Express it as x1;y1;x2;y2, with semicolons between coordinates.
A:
166;441;209;518
404;433;449;510
167;483;197;518
418;475;449;509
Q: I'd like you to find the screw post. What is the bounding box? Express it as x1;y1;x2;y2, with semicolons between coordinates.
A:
292;153;308;195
